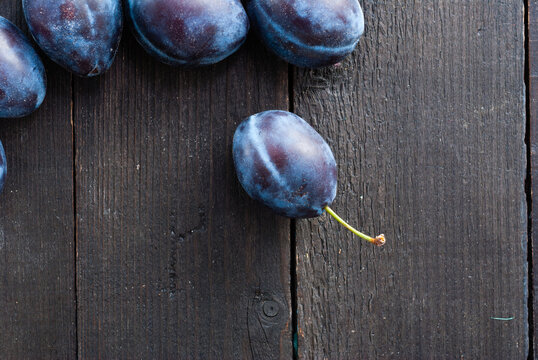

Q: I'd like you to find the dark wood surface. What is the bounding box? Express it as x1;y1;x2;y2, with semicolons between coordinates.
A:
295;1;528;359
0;2;76;359
74;32;291;358
0;0;531;359
530;1;538;359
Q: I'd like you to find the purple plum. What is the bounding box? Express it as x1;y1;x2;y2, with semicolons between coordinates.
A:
233;110;385;246
0;140;5;194
23;0;123;77
246;0;365;68
233;110;337;218
127;0;249;66
0;16;46;118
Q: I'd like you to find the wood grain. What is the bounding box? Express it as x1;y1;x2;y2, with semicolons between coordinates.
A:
530;1;538;358
0;0;531;358
294;1;527;358
0;2;76;359
74;32;292;358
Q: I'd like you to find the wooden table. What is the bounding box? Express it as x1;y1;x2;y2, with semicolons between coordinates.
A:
0;1;532;359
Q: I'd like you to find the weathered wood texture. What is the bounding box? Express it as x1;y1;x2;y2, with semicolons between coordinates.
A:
74;32;292;358
530;1;538;358
295;1;527;358
0;2;76;359
0;0;531;359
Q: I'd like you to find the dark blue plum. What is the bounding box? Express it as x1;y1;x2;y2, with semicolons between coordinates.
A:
0;16;46;118
127;0;249;66
23;0;123;77
0;140;6;194
233;110;337;218
246;0;365;68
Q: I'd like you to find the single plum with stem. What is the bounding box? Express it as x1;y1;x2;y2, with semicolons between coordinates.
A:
233;110;384;246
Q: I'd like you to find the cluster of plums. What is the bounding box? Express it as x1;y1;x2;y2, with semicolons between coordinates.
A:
0;0;383;245
1;0;366;117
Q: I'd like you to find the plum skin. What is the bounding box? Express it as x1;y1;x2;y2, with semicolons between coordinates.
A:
233;110;337;218
23;0;123;77
0;140;5;194
246;0;365;68
127;0;249;66
0;16;46;118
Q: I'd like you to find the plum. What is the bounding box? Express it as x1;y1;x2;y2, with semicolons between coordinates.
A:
23;0;123;77
127;0;249;66
0;16;46;118
246;0;365;68
233;110;384;246
0;140;5;194
233;110;337;218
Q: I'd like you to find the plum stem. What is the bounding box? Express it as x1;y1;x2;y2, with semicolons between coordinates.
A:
324;206;385;247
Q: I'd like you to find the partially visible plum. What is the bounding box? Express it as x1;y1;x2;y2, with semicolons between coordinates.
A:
23;0;123;77
127;0;249;66
233;110;384;246
0;16;46;118
0;140;6;194
246;0;365;68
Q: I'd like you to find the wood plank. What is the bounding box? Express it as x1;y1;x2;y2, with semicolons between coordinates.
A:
530;1;538;358
74;32;292;358
0;2;76;359
294;1;527;358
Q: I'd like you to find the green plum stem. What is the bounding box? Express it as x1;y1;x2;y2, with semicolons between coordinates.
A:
324;206;385;247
